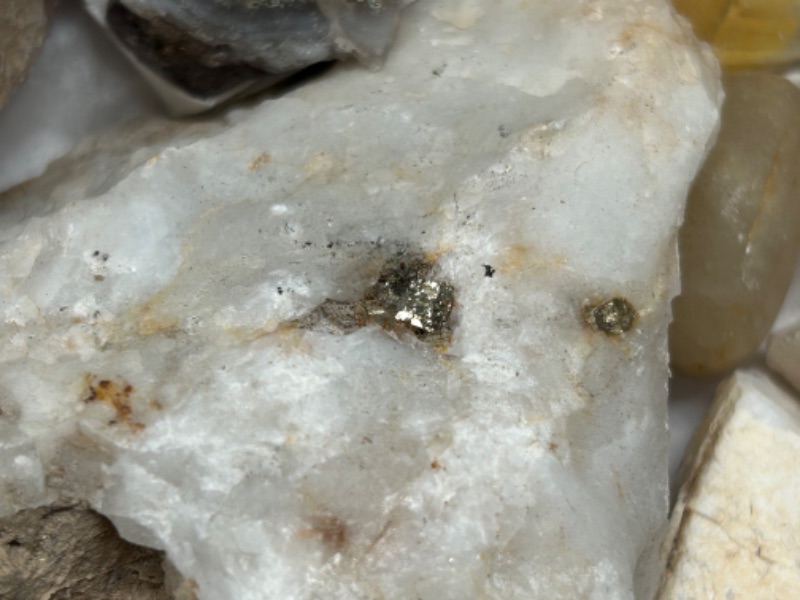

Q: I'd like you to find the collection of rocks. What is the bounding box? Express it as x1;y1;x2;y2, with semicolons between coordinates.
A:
0;1;798;599
659;2;800;597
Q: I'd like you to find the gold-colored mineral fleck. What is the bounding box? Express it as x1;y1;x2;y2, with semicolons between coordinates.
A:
670;72;800;376
673;0;800;68
584;297;637;336
297;252;455;345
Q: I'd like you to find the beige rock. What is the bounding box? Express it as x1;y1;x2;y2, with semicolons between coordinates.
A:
0;1;53;110
670;72;800;376
0;503;171;599
659;370;800;599
767;324;800;394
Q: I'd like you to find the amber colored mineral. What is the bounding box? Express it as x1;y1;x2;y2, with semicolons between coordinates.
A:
673;0;800;68
670;71;800;376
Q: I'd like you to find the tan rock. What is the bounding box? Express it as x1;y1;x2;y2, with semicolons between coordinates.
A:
670;72;800;376
659;370;800;599
0;503;171;599
0;1;54;110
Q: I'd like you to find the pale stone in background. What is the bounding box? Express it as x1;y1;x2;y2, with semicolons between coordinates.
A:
659;370;800;599
0;0;720;598
672;0;800;69
0;0;52;110
767;324;800;394
84;0;410;115
670;71;800;376
0;0;158;194
0;503;170;599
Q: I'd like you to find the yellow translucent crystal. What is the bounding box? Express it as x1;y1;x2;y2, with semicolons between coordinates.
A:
673;0;800;67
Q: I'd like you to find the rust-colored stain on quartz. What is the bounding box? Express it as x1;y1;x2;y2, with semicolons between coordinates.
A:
83;374;145;432
299;515;350;554
248;151;272;171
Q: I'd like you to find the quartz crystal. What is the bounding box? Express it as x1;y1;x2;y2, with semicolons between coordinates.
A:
673;0;800;68
0;0;52;110
767;324;800;393
658;370;800;598
0;1;721;598
670;71;800;376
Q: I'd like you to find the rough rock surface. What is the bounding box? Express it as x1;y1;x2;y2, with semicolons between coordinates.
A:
659;370;800;599
0;0;53;110
0;1;720;598
0;503;170;600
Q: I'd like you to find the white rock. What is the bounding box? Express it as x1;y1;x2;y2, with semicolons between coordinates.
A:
767;325;800;394
0;1;721;598
659;370;800;599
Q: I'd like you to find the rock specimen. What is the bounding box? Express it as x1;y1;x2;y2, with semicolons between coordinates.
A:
659;370;800;598
767;324;800;393
0;503;170;599
670;71;800;376
0;0;720;598
0;0;53;110
673;0;800;68
85;0;410;114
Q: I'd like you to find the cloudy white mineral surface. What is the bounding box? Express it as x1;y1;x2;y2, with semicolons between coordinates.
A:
0;1;721;598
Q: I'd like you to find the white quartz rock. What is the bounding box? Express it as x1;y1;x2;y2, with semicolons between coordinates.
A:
0;1;721;598
659;370;800;599
767;324;800;394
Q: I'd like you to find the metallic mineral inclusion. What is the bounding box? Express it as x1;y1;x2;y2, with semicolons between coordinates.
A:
584;297;637;336
298;253;455;344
